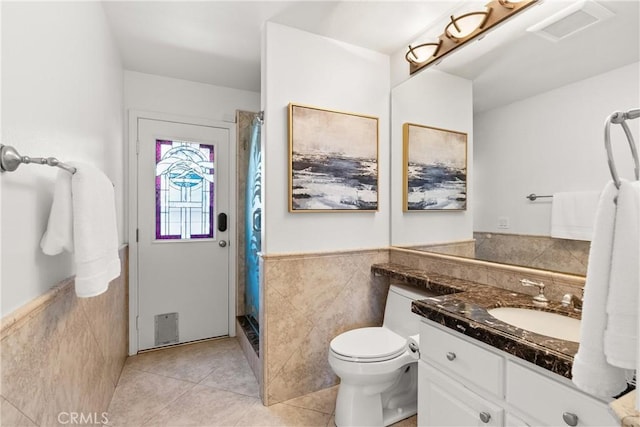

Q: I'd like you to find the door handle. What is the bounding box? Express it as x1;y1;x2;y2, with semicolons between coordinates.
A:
218;213;227;232
219;240;227;247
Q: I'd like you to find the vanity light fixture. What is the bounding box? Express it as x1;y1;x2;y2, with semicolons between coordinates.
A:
406;0;539;74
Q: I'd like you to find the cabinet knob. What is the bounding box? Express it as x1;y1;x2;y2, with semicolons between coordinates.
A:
446;352;456;361
562;412;578;426
479;412;491;423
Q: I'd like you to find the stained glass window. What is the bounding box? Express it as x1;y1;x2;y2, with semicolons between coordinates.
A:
156;139;215;240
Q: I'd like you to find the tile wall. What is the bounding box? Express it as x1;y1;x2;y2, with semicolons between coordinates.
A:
389;247;585;303
1;247;129;426
261;248;390;405
474;232;590;276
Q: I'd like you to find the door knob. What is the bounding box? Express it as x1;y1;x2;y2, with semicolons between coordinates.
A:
219;240;227;247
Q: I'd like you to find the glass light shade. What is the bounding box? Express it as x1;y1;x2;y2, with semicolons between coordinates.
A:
405;42;442;65
445;11;490;41
498;0;521;9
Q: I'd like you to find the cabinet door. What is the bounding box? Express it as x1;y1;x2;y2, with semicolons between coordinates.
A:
505;413;530;427
506;361;618;427
419;361;503;427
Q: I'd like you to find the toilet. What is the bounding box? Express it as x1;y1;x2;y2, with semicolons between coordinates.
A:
328;284;436;427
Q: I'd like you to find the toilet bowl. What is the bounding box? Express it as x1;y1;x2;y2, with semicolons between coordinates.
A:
328;284;435;427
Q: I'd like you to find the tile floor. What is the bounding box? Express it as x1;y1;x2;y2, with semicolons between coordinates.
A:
106;337;417;427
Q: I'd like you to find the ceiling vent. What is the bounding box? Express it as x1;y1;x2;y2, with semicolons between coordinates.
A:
527;0;614;42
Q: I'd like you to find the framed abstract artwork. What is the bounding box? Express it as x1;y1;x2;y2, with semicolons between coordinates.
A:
402;123;467;211
288;103;379;212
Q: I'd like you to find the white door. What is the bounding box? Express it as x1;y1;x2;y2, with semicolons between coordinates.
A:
137;118;230;351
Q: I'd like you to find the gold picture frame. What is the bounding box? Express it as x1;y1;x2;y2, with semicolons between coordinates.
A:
288;103;379;212
403;123;467;211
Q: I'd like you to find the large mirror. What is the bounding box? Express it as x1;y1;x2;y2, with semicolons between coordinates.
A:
390;0;640;276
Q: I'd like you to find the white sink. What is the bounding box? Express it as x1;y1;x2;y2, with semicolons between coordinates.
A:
487;307;581;342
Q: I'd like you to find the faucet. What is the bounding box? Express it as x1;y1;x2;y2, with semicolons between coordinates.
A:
520;279;549;306
561;289;584;312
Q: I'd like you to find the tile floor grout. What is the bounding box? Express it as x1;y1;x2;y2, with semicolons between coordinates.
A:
106;337;416;427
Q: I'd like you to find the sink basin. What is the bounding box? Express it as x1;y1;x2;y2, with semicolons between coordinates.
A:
487;307;581;342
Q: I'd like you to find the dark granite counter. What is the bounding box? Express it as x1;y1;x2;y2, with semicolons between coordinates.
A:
371;262;580;379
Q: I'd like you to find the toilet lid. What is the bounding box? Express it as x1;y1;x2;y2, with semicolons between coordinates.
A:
330;327;407;361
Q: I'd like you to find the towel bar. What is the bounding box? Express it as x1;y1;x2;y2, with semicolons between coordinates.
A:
526;193;552;201
0;144;76;174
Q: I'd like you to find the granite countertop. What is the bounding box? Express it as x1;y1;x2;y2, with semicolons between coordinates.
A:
372;262;640;424
372;262;580;378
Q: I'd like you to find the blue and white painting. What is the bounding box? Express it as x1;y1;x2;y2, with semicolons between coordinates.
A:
290;105;378;211
404;123;467;211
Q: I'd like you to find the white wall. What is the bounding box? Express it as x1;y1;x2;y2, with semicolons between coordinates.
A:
262;22;391;254
474;62;640;235
390;69;474;246
1;2;124;316
124;71;260;123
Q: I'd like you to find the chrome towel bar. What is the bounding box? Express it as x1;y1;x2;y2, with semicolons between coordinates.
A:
526;193;552;201
0;144;76;174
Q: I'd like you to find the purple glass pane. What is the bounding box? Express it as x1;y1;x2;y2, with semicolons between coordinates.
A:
155;139;215;240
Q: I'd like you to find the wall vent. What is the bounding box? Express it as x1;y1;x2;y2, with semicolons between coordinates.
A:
527;0;614;42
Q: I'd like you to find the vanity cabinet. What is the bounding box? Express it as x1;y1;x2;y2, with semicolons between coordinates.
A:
419;361;503;426
418;320;618;427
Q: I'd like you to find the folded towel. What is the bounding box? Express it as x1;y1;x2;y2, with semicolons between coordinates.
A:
41;169;74;255
604;180;639;369
71;163;120;297
551;191;601;241
571;181;628;398
41;162;120;297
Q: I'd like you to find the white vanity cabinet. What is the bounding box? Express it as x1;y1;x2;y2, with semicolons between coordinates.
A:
418;320;618;427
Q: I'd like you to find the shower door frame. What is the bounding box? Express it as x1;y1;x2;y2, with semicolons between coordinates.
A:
127;110;237;355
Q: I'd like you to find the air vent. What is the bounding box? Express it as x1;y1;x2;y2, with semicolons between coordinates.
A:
527;0;614;42
155;312;179;346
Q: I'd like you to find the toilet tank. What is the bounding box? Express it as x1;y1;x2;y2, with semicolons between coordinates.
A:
382;284;438;338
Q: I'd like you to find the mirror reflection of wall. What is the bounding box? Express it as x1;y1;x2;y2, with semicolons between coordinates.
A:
390;1;640;276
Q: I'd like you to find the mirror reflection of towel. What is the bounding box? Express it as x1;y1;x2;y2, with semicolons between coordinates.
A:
551;191;600;241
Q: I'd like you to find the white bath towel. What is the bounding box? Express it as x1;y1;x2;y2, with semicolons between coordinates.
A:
71;163;120;297
551;191;601;241
604;180;639;369
571;181;628;398
40;169;74;255
41;162;120;297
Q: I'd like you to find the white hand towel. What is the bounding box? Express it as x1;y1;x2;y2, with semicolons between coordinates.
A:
604;180;639;369
40;169;74;255
71;163;120;297
571;181;628;398
551;191;601;241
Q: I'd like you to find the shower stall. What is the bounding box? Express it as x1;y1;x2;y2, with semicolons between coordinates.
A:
237;111;262;357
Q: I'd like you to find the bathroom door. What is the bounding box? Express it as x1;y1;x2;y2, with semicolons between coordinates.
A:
136;118;230;351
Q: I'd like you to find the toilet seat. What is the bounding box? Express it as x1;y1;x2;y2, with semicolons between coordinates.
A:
330;327;407;362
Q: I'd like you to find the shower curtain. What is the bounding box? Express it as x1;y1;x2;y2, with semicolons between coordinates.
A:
245;115;262;323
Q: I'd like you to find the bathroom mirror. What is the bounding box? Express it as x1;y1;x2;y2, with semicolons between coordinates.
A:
390;0;640;276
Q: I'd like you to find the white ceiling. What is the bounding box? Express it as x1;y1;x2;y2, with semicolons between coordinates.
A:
102;0;640;112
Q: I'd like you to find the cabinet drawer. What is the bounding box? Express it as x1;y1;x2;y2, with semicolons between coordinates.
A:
419;361;503;427
506;361;618;427
420;321;504;397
